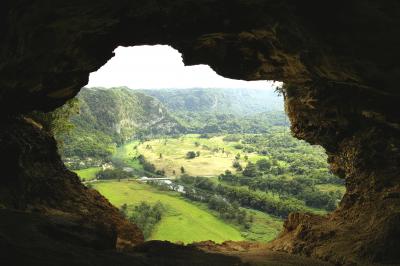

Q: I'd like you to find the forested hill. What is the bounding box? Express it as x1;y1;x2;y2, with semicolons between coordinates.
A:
60;87;184;159
137;88;287;133
58;87;287;161
74;87;184;141
137;88;283;115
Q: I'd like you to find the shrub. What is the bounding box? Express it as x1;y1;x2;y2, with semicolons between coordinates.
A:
232;160;243;171
256;158;272;171
234;143;244;149
96;168;131;180
242;162;258;177
128;201;166;239
186;151;197;159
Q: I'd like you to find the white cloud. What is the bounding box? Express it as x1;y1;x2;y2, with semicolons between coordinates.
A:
87;45;281;90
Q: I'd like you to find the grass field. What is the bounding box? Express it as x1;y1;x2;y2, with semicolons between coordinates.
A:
113;141;143;170
74;167;101;181
316;184;346;194
241;209;282;242
76;135;335;243
93;180;246;243
137;134;270;177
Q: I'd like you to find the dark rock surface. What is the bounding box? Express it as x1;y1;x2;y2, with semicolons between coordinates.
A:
0;117;144;249
0;208;333;266
0;1;399;265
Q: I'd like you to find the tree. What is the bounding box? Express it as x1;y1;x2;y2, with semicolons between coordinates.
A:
242;162;258;177
186;151;196;159
159;153;163;159
196;151;201;157
96;168;130;180
256;158;272;171
111;157;125;168
235;153;241;160
129;201;165;239
244;155;249;161
138;155;156;173
155;169;165;176
180;166;185;174
232;160;242;171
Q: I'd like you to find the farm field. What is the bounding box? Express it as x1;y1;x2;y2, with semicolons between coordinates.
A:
137;134;270;177
73;167;101;181
66;126;346;247
112;140;143;170
92;180;248;243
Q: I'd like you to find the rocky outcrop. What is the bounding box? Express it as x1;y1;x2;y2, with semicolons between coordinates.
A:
266;82;400;265
0;116;144;249
0;208;245;266
1;1;400;264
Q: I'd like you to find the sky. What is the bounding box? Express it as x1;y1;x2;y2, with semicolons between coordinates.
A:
86;45;280;90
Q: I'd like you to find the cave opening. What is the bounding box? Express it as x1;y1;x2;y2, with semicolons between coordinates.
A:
44;45;345;245
2;2;400;264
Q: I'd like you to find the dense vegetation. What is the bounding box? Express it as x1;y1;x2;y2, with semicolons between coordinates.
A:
140;88;287;133
135;131;343;213
59;87;184;167
121;201;166;239
96;168;132;180
29;98;80;138
139;88;282;115
179;175;307;218
55;87;288;169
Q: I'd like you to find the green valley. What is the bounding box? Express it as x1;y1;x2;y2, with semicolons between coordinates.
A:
36;86;345;245
93;180;246;243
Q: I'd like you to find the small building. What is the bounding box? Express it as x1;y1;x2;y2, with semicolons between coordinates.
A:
101;163;113;170
122;167;133;173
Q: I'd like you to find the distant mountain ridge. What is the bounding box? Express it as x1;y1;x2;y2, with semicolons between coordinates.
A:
136;88;286;133
137;88;283;115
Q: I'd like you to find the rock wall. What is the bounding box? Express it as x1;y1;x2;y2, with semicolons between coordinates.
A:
268;84;400;264
1;1;399;264
0;116;144;249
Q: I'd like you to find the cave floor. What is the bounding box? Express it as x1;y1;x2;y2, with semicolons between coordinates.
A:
0;209;332;266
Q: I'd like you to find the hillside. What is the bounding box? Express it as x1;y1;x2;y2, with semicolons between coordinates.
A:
60;87;287;164
60;87;184;162
93;180;246;243
76;87;184;140
138;88;287;133
138;88;283;115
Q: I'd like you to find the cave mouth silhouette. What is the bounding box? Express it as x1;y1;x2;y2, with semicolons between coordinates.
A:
58;44;343;245
1;2;399;265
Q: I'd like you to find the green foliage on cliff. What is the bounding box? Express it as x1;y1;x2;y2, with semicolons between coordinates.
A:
139;88;288;133
29;98;80;138
54;87;289;163
139;88;283;114
59;87;184;161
